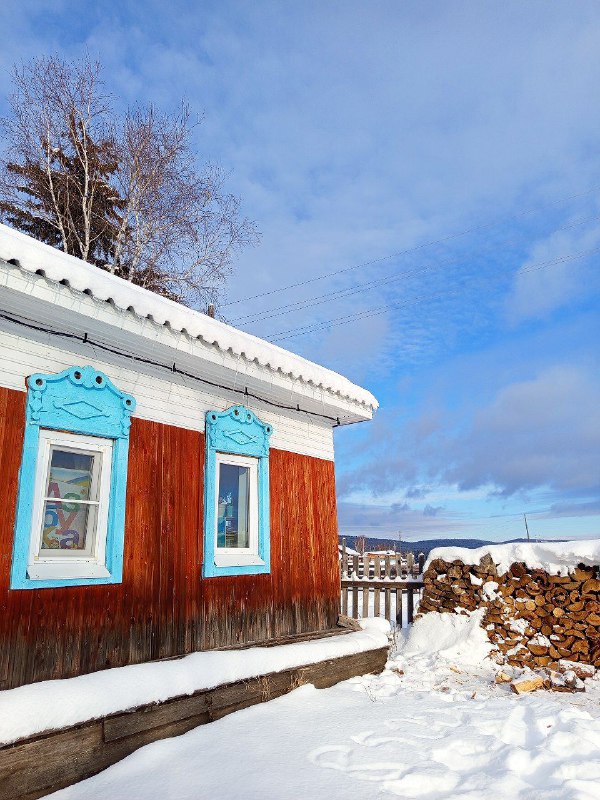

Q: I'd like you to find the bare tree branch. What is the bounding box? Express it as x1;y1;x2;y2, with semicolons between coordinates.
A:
0;55;259;309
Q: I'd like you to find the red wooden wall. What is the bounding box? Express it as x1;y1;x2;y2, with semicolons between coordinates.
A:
0;386;341;689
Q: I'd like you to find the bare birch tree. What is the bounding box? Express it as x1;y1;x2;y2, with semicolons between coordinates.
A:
0;55;259;308
0;57;119;265
110;105;258;304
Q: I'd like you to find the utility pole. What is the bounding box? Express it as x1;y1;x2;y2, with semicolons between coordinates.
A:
523;513;530;542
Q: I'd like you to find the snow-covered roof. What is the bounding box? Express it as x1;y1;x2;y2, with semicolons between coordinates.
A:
426;539;600;576
0;223;378;412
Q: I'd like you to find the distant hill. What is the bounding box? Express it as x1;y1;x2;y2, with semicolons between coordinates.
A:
338;535;546;560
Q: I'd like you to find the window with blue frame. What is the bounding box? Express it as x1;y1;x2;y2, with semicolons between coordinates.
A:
203;405;272;577
10;366;136;589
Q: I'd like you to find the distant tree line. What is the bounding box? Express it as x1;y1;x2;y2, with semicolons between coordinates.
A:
0;56;259;308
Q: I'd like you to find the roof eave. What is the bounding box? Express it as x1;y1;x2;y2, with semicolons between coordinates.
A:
0;223;378;415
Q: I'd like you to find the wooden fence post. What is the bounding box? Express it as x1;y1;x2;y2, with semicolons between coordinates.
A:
407;587;414;624
352;584;359;618
395;588;403;625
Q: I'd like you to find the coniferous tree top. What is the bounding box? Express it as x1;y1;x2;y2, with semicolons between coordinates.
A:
0;56;258;310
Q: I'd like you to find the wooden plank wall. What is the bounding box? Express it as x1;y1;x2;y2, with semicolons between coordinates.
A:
0;386;341;689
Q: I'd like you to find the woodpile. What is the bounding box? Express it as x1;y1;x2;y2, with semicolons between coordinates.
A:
420;557;600;671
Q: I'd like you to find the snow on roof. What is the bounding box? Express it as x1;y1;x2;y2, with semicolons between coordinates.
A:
426;539;600;576
0;223;378;411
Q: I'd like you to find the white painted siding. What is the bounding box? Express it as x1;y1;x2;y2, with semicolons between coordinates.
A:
0;263;375;421
0;325;335;461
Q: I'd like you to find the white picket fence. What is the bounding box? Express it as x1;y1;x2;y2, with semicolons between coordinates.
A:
340;542;425;627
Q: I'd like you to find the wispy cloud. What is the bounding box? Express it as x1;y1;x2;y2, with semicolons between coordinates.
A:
507;217;600;322
1;1;600;540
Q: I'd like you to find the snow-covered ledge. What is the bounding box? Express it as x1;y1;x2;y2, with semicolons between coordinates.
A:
0;618;389;747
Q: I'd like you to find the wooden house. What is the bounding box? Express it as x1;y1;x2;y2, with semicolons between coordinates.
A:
0;223;377;691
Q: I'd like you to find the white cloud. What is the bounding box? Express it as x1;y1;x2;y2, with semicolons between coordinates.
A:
337;362;600;502
507;219;600;322
447;364;600;494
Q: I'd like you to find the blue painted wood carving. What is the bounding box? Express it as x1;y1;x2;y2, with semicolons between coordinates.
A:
11;366;136;589
203;405;272;578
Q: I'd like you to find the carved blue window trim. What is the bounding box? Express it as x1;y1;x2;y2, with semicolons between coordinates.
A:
10;366;136;590
203;405;272;577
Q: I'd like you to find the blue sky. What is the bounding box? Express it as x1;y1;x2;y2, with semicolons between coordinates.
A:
1;1;599;542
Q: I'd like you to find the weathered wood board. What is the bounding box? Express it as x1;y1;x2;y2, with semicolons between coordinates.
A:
0;645;388;800
0;386;341;689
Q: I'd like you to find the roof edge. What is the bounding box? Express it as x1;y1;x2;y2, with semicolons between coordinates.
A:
0;224;378;411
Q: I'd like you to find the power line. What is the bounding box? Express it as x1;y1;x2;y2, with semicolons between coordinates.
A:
222;184;600;307
340;508;553;523
231;212;600;325
267;245;600;342
338;507;557;534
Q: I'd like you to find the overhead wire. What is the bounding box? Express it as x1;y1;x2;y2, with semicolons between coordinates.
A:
337;507;556;537
267;245;600;342
222;183;600;307
0;309;351;425
231;212;600;325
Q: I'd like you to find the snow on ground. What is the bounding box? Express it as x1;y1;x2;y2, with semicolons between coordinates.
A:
0;622;388;745
401;608;492;665
426;538;600;576
48;612;600;800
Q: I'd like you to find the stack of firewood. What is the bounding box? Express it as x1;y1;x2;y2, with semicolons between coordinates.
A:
420;557;600;670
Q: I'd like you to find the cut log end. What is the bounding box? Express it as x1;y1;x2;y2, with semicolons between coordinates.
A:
511;676;546;694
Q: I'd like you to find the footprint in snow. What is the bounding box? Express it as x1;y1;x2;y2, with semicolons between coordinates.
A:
309;745;408;784
384;714;461;731
430;732;504;772
308;745;352;771
383;768;461;798
350;730;422;748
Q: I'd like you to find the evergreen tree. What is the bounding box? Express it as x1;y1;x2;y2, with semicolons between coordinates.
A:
0;56;258;308
0;112;122;266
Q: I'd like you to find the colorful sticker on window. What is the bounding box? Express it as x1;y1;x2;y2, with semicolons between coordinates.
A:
41;453;94;550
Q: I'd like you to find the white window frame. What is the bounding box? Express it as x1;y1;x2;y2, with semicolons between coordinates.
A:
214;452;262;568
27;430;113;580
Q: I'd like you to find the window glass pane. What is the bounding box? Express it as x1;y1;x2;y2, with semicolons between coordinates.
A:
40;500;93;551
217;463;250;549
46;448;95;502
